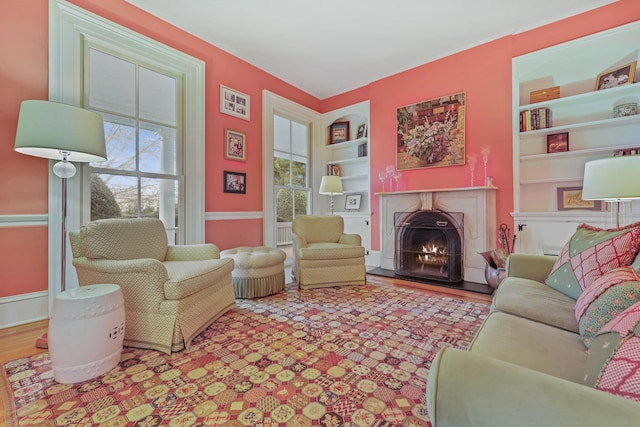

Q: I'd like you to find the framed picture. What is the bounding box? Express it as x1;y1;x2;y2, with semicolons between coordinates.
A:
356;123;366;139
396;92;466;170
220;85;250;120
556;186;602;211
330;121;350;144
225;129;246;161
223;171;246;194
547;132;569;153
595;61;636;90
345;194;361;211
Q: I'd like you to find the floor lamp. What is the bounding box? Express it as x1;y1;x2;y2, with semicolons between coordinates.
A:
319;175;344;215
582;156;640;228
14;100;107;348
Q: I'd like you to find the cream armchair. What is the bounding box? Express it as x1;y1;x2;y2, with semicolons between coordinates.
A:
69;218;236;354
292;215;366;289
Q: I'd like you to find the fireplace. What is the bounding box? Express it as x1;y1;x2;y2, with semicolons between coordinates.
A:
394;210;463;283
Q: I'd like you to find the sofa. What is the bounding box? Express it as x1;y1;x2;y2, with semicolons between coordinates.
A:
69;218;236;354
427;223;640;427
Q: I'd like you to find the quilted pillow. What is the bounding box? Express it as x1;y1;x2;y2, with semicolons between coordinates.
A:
545;223;640;299
583;302;640;402
574;268;640;347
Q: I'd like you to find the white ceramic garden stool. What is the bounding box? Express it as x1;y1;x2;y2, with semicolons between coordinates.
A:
49;284;125;384
220;246;286;298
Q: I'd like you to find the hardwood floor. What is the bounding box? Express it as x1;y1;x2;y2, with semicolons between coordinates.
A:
0;276;491;422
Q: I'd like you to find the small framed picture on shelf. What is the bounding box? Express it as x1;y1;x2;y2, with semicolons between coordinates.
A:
224;129;246;161
556;186;602;211
220;85;250;121
595;61;636;91
330;121;350;144
356;123;366;139
547;132;569;153
223;171;246;194
345;194;361;211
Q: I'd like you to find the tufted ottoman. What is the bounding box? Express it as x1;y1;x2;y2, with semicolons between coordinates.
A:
220;246;286;298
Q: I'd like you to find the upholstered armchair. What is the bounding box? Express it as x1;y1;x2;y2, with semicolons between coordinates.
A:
292;215;366;289
69;218;236;354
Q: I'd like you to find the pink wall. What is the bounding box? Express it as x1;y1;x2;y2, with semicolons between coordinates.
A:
0;0;320;298
322;0;640;251
0;0;638;300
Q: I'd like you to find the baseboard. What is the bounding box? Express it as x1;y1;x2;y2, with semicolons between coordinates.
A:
0;291;49;329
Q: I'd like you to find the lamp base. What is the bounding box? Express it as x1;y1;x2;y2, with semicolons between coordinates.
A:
35;332;48;349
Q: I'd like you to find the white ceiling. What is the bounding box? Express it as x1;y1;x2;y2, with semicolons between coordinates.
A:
126;0;616;99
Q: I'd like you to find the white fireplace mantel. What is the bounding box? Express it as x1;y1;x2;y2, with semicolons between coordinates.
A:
378;186;497;284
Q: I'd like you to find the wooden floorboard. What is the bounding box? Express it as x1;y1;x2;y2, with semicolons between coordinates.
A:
0;275;492;422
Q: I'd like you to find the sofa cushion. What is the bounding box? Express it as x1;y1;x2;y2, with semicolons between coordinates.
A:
584;302;640;402
545;224;640;299
493;277;579;333
81;218;168;261
469;311;587;383
574;267;640;347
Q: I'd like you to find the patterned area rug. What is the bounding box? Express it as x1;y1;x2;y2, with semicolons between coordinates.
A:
2;283;489;426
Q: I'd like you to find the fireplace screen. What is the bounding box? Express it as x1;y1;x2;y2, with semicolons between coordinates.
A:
394;210;463;283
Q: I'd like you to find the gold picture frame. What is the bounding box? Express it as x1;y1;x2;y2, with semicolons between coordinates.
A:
224;129;246;161
556;186;602;211
595;61;636;90
396;92;466;170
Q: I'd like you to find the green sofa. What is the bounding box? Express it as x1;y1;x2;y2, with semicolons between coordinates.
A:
426;253;640;427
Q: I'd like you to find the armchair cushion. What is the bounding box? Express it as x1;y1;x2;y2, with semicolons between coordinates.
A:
163;258;234;300
80;217;168;261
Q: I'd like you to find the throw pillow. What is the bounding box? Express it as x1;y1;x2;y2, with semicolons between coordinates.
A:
576;275;640;347
584;302;640;402
574;267;640;322
545;223;640;299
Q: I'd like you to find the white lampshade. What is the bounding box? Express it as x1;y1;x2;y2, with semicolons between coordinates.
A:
14;100;107;163
582;156;640;201
319;175;344;195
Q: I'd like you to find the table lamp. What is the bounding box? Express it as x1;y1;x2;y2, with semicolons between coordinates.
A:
319;175;343;215
14;100;107;348
582;156;640;228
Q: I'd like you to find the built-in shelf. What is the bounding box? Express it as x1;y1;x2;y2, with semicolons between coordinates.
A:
520;114;640;138
326;157;368;166
326;137;368;150
520;142;640;161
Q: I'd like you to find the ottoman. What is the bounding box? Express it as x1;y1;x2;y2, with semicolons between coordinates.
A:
220;246;286;298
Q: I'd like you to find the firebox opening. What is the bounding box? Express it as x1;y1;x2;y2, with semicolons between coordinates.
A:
394;210;463;283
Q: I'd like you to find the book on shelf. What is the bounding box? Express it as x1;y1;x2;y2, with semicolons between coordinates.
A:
327;164;340;176
357;142;368;157
520;107;553;132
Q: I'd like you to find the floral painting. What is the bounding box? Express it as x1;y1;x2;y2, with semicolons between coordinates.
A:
396;92;466;170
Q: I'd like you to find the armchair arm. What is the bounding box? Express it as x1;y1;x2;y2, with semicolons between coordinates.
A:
339;233;361;246
292;234;308;251
506;253;557;282
427;348;640;427
72;257;169;311
166;243;220;261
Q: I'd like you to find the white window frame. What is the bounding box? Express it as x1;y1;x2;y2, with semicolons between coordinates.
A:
262;91;320;248
49;0;205;302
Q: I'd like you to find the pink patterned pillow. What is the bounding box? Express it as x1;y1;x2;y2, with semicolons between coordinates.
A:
574;267;640;322
545;223;640;299
584;304;640;402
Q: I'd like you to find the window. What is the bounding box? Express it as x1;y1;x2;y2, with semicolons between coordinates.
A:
84;47;182;242
51;0;205;293
274;114;310;225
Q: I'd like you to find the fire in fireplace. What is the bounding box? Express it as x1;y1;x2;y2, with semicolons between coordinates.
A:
394;210;464;283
